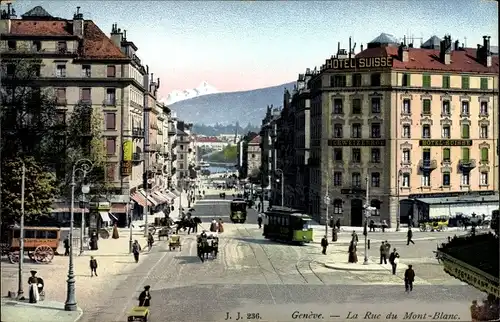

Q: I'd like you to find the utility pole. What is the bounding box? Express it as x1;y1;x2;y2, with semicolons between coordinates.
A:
363;175;373;265
143;66;150;237
17;161;25;300
324;178;330;238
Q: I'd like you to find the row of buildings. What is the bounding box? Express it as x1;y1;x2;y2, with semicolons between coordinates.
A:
259;33;499;227
0;5;197;227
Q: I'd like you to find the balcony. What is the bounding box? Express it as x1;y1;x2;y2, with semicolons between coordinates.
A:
132;152;142;162
78;99;92;106
458;159;476;170
102;99;119;107
418;159;437;171
132;127;144;138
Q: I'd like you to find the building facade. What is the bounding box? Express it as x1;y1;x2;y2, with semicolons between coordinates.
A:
246;135;261;177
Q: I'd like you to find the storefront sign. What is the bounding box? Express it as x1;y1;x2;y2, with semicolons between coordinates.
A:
123;140;133;161
328;139;386;147
121;161;132;176
408;191;496;199
442;259;499;297
419;139;472;147
324;56;393;70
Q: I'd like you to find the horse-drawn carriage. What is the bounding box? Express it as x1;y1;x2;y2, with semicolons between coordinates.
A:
127;306;150;321
197;232;219;262
419;217;449;232
168;235;181;251
0;226;61;264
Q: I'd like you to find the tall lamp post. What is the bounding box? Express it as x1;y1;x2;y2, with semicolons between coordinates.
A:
275;169;284;206
129;201;135;253
363;176;375;265
324;194;331;238
79;175;90;255
17;160;26;300
65;159;93;312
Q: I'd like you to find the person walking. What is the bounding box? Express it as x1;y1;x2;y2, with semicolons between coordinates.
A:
257;213;263;229
389;248;400;275
132;240;141;263
63;236;70;256
384;240;391;260
138;285;151;307
351;231;358;243
379;242;387;264
147;233;154;251
90;256;98;277
321;235;328;255
407;227;415;245
218;218;224;233
404;264;415;292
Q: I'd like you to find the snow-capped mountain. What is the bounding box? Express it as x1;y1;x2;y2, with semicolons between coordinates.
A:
161;81;219;105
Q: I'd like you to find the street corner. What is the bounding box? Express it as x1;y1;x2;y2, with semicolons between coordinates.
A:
0;298;83;322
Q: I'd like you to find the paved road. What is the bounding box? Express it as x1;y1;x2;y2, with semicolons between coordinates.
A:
80;196;483;322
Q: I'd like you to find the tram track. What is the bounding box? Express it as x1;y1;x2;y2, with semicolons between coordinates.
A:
294;258;326;285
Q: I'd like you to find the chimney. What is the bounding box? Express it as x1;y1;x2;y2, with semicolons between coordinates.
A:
110;24;123;48
123;29;127;41
360;44;364;52
398;42;409;62
454;40;460;50
486;36;492;67
72;6;84;38
337;42;340;55
440;35;451;65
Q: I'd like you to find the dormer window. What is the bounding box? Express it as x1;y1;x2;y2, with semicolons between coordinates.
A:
57;41;67;53
7;40;16;50
82;65;91;77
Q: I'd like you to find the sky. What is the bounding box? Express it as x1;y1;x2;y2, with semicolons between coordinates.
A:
9;0;500;99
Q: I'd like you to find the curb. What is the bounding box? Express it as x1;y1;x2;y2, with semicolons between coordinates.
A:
322;262;388;271
312;236;444;245
74;308;84;322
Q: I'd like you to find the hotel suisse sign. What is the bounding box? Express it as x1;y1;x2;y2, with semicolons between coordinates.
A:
419;140;473;147
324;56;393;70
328;139;386;147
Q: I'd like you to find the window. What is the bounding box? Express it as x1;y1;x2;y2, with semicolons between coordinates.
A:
402;149;410;163
331;75;346;87
333;148;343;161
442;173;450;186
107;65;116;77
371;172;380;187
480;172;489;185
351;123;362;138
402;125;411;138
442;125;450;139
57;41;67;53
352;74;362;87
333;172;342;186
333;199;343;214
371;148;380;163
352;172;361;187
401;173;410;187
461;173;470;186
481;148;489;162
352;148;361;163
56;65;66;77
422;125;431;138
371;123;381;138
106;138;116;155
371;97;381;113
82;65;91;77
106;88;116;105
462;147;470;161
7;40;16;50
461;76;470;89
106;113;116;130
480;78;488;90
251;154;255;159
443;148;451;162
352;99;361;114
6;64;15;75
442;75;450;89
106;163;115;182
56;88;66;106
480;102;488;116
461;101;469;116
422;99;431;115
422;173;430;187
402;73;410;86
81;88;91;102
480;125;488;139
32;40;41;52
442;100;450;116
333;99;343;114
333;124;343;138
402;99;411;114
461;124;470;139
370;73;381;86
422;74;431;88
179;163;184;170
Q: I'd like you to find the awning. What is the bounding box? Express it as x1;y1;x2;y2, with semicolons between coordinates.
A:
131;192;148;207
109;213;118;221
99;211;111;222
152;191;170;204
155;191;172;203
111;203;127;213
138;189;155;207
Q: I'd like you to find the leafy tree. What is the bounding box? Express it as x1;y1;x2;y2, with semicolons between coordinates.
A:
223;145;237;161
1;158;57;225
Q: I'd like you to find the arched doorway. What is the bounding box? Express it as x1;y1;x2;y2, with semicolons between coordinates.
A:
351;199;363;226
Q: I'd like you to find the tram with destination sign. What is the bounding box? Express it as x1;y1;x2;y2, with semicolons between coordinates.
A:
263;207;313;244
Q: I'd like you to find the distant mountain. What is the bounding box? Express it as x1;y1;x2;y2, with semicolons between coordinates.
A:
161;81;219;105
192;123;260;136
169;82;295;125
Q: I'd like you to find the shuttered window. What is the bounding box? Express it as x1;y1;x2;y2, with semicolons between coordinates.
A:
106;163;115;181
481;148;489;162
480;78;488;90
422;99;431;115
422;74;431;88
462;148;470;161
107;65;116;77
81;88;91;101
106;138;116;155
461;124;470;138
461;76;470;89
106;113;116;130
442;75;450;88
402;74;411;86
443;148;450;161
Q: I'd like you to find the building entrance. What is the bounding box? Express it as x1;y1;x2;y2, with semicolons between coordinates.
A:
351;199;363;226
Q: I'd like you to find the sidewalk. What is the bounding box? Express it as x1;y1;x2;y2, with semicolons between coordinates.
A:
309;223;464;234
1;298;83;322
318;250;409;272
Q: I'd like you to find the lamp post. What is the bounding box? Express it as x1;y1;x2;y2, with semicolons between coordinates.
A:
17;160;26;300
129;201;135;253
65;159;93;312
324;194;331;238
275;169;284;206
363;175;375;265
79;177;90;255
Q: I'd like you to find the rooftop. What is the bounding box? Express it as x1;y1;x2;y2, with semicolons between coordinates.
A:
197;137;222;143
249;135;261;144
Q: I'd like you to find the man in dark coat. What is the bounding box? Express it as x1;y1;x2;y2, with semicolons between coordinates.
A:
321;236;328;255
379;242;387;264
63;236;70;256
389;248;400;275
90;256;98;277
138;285;151;307
407;227;415;245
404;264;415;292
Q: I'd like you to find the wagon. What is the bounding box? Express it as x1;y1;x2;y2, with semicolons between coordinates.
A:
0;226;61;264
168;235;181;251
127;306;149;321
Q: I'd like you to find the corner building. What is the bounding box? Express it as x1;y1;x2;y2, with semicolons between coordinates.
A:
309;34;498;227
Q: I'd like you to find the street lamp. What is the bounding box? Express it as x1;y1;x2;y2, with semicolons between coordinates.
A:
324;194;331;237
79;178;90;255
275;169;284;206
129;201;135;253
17;160;26;300
363;175;375;265
65;158;93;312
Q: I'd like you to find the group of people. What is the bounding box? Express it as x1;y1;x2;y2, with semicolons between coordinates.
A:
197;230;219;262
210;218;224;233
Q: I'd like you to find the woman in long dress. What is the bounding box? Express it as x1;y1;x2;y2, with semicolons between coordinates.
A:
348;241;358;263
28;270;39;303
218;218;224;233
138;285;151;307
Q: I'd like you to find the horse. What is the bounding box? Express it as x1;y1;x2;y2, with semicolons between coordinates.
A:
197;237;210;262
175;217;201;234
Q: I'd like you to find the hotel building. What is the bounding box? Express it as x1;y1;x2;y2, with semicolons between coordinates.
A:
308;33;498;226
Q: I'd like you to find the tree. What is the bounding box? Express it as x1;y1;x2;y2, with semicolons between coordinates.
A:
248;168;261;184
1;158;57;225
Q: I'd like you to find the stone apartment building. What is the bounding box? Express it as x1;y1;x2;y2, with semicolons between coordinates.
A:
174;121;197;187
259;106;281;201
246;135;261;177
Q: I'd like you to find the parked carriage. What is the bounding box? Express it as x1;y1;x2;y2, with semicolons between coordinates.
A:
0;226;61;264
419;217;449;232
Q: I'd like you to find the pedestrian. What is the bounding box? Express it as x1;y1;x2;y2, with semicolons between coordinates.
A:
63;236;70;256
138;285;151;307
218;218;224;233
379;241;387;264
348;240;358;263
132;240;141;263
407;227;415;245
321;235;328;255
257;213;263;229
389;248;400;275
384;240;391;259
28;270;40;303
351;230;358;243
381;220;388;233
258;203;262;212
335;218;341;231
90;256;98;277
404;264;415;292
147;233;154;251
210;218;218;232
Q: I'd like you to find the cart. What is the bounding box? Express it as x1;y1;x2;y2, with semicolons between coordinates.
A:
0;226;61;264
127;306;149;321
168;235;181;251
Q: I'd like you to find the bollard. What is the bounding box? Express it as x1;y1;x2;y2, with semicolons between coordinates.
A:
368;239;370;249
